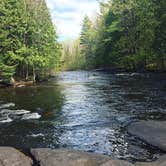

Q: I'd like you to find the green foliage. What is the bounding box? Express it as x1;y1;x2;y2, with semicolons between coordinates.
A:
79;0;166;71
61;39;85;70
0;62;16;82
80;16;97;68
0;0;60;83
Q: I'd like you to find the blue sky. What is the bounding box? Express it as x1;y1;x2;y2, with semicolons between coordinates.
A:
45;0;100;41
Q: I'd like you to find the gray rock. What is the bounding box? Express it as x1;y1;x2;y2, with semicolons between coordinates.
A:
127;121;166;151
101;159;134;166
136;155;166;166
0;147;32;166
31;148;134;166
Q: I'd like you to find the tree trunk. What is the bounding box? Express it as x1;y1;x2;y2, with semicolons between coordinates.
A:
26;65;29;81
32;65;36;83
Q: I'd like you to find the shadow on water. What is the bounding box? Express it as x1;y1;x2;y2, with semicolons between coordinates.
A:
0;71;166;162
0;84;65;149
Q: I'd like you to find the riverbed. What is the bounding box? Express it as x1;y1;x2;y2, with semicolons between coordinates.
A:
0;71;166;162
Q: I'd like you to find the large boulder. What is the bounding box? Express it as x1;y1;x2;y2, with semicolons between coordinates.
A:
127;121;166;151
101;159;134;166
31;148;134;166
0;147;32;166
136;155;166;166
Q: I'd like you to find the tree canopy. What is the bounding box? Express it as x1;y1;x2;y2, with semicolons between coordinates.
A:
0;0;60;83
79;0;166;71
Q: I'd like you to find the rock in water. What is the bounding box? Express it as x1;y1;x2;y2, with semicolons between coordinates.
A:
21;113;41;120
0;109;30;115
0;103;15;109
31;148;134;166
135;155;166;166
0;116;13;123
0;147;32;166
127;120;166;152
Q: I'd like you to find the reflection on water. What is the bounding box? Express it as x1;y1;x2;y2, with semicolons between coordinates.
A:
0;71;166;161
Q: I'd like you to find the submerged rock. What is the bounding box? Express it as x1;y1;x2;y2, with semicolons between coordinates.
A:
0;147;32;166
127;120;166;152
0;108;40;123
31;148;134;166
136;155;166;166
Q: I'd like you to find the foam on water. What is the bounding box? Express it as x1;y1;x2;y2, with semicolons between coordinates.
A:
12;109;30;115
0;109;30;115
0;117;13;123
0;102;41;123
21;113;41;120
28;133;44;137
116;73;129;76
0;103;15;109
116;73;141;76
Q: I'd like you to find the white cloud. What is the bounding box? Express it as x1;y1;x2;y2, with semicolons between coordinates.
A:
45;0;100;41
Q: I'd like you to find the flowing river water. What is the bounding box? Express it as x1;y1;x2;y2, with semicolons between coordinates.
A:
0;71;166;162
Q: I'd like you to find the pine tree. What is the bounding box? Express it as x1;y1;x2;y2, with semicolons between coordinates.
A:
0;0;60;84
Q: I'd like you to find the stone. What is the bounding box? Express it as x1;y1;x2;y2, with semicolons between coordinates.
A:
31;148;134;166
31;148;110;166
136;155;166;166
101;159;134;166
127;121;166;151
0;147;32;166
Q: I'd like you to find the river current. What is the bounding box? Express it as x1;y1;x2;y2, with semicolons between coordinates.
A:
0;71;166;161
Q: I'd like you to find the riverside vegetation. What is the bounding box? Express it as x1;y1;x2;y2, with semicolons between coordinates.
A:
0;0;166;165
0;0;165;84
0;0;60;85
62;0;166;71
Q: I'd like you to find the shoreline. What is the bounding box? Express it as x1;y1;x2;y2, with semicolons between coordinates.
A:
1;70;166;88
0;146;165;166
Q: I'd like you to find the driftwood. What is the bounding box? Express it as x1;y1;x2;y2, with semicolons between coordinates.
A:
0;77;36;88
13;81;34;87
10;77;34;87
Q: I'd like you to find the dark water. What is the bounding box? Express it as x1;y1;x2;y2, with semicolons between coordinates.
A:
0;71;166;161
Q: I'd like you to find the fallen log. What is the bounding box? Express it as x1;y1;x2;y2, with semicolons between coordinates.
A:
13;81;34;87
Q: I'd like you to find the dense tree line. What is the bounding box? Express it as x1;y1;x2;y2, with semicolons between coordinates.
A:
0;0;60;83
80;0;166;71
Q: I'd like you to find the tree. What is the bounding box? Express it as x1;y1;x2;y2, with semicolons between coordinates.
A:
0;0;60;83
79;0;165;72
80;15;96;68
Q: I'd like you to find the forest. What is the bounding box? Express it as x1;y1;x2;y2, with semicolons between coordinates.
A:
0;0;60;84
64;0;166;72
0;1;166;165
0;0;166;84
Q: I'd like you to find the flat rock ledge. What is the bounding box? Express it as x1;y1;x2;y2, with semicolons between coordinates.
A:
31;148;134;166
127;120;166;152
0;147;166;166
31;148;166;166
0;147;32;166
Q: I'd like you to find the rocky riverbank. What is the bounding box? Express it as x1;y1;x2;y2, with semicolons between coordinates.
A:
127;120;166;152
0;147;165;166
1;120;166;166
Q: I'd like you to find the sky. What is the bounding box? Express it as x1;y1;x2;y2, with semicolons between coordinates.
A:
45;0;100;41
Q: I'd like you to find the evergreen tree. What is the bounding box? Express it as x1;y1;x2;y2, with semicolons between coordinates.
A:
79;0;166;72
80;16;96;68
0;0;60;83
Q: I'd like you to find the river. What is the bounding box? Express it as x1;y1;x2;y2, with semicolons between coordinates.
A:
0;71;166;162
